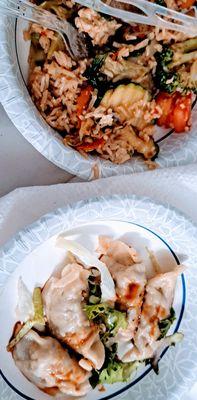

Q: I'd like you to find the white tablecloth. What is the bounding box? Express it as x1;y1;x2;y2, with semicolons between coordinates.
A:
0;164;197;399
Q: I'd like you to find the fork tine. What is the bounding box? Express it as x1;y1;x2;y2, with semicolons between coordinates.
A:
75;0;197;35
111;0;197;32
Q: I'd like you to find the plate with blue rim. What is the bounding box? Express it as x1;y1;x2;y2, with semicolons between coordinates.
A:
0;16;197;179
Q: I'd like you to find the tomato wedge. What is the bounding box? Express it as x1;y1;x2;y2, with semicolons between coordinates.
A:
76;85;93;121
179;0;196;9
156;91;192;133
156;92;174;127
77;138;105;152
171;93;192;133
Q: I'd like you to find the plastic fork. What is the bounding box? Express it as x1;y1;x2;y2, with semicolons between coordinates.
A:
0;0;196;53
75;0;197;36
0;0;89;60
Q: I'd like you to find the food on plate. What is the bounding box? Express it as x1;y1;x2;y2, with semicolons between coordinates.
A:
42;263;105;370
8;236;184;397
12;330;91;396
25;0;196;165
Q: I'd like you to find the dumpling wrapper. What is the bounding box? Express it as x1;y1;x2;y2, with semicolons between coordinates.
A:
13;330;91;397
98;236;147;359
56;237;116;303
42;262;105;370
122;265;185;362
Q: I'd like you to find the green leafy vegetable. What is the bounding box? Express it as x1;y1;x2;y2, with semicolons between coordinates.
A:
130;47;146;58
154;46;180;93
84;54;110;105
89;344;117;388
154;40;197;94
7;321;35;352
7;287;45;351
33;287;45;324
88;274;101;305
156;0;167;6
99;359;139;384
84;303;127;340
89;344;140;387
84;54;108;88
85;302;109;319
171;38;197;54
158;307;176;339
152;332;183;374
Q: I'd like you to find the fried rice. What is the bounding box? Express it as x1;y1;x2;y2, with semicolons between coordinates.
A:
26;0;197;165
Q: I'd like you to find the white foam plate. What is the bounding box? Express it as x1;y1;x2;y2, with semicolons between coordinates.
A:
0;195;197;400
0;16;197;179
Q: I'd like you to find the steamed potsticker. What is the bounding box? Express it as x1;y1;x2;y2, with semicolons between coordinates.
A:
122;265;184;362
13;330;91;397
42;262;105;370
99;236;147;357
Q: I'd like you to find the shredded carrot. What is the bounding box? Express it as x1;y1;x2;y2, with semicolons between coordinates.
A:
76;138;105;152
76;85;93;125
179;0;195;8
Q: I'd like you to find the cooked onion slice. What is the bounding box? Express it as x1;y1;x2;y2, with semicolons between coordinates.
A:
7;287;45;351
56;237;116;303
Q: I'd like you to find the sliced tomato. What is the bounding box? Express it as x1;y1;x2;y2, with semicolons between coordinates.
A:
179;0;196;9
111;51;119;61
76;138;105;152
156;92;192;133
172;93;192;133
76;85;93;120
156;92;174;127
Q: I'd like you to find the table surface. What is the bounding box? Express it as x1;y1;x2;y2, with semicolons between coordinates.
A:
0;104;72;198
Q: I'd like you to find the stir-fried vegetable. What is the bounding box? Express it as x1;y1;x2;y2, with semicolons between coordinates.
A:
76;139;105;152
89;344;140;387
39;0;73;19
7;287;45;351
155;0;167;6
7;321;35;352
152;332;184;374
84;54;109;105
84;302;127;342
76;85;93;121
154;46;180;93
99;359;140;384
171;38;197;54
156;92;192;132
33;287;45;324
16;277;34;322
178;0;196;8
158;307;176;339
47;34;65;59
101;82;150;110
88;274;102;305
85;54;108;87
155;39;197;94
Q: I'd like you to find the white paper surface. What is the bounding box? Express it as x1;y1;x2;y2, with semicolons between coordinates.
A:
0;164;197;400
0;164;197;247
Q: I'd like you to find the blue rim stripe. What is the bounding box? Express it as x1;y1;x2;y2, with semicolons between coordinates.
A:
0;221;186;400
